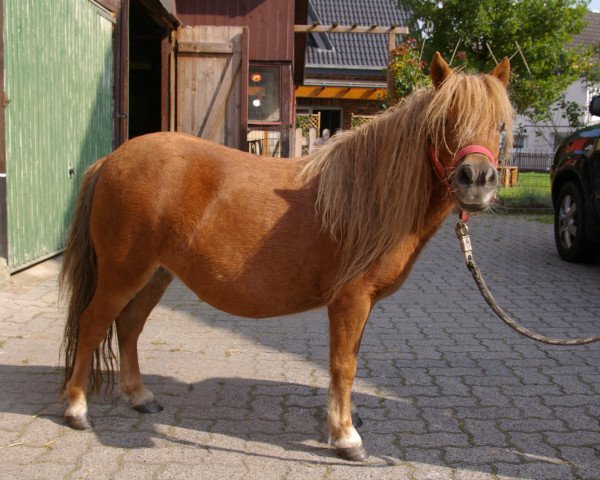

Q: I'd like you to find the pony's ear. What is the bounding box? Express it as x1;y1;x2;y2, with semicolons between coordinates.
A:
491;57;510;87
430;52;452;89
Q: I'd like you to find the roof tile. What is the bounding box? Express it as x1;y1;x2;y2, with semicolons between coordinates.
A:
306;0;410;69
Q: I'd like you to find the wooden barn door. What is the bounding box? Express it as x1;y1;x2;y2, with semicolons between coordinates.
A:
175;26;248;149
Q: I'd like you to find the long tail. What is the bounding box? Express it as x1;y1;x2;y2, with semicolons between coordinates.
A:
60;156;116;394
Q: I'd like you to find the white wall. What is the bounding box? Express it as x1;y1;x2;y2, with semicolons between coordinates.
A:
513;79;600;154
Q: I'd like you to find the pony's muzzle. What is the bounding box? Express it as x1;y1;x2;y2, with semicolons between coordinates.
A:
452;156;498;212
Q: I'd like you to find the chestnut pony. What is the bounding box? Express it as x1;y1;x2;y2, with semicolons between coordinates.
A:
60;54;512;461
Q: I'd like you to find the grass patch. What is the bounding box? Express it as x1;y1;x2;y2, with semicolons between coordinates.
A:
522;214;554;224
498;172;552;209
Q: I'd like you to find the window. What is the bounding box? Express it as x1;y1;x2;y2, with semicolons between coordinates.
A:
248;65;281;122
514;133;527;149
247;63;292;156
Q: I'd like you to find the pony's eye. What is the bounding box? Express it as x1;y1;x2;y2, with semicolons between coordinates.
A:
498;122;505;133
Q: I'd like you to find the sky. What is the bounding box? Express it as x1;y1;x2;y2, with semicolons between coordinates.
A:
590;0;600;12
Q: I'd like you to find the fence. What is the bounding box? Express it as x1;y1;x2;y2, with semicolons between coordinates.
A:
350;113;375;129
497;150;553;209
292;127;331;156
506;149;554;173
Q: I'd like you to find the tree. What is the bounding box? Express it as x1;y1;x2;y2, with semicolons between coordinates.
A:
387;38;431;104
398;0;591;121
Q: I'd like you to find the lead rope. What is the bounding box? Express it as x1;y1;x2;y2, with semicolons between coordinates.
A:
455;221;600;346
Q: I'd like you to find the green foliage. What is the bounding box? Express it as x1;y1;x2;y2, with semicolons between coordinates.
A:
398;0;591;118
554;95;586;129
387;38;431;103
350;115;375;129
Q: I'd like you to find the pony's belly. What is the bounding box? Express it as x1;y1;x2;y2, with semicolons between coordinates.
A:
157;245;326;316
179;272;324;318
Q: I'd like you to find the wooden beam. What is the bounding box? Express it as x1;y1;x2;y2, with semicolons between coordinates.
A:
169;30;176;132
294;24;408;34
239;27;249;152
387;32;397;97
94;0;121;13
160;33;170;132
137;0;180;29
115;0;129;146
177;41;234;54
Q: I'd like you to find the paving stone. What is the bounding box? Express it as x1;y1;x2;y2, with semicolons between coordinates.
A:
444;446;521;464
463;419;509;447
0;463;72;480
495;461;575;480
113;462;163;480
452;464;496;480
559;446;600;480
397;432;469;448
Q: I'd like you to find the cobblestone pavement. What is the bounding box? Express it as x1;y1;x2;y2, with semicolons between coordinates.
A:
1;214;600;480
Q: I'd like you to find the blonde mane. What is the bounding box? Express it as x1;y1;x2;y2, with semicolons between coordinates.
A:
299;72;514;299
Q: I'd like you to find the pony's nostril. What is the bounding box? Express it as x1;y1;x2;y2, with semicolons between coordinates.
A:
457;165;474;185
485;168;498;186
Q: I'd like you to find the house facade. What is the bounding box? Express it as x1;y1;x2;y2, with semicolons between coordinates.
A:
296;0;409;133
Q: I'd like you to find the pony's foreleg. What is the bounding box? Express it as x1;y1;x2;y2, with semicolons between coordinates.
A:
327;293;372;462
116;267;173;413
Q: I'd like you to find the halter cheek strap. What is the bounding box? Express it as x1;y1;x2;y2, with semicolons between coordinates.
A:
428;143;498;223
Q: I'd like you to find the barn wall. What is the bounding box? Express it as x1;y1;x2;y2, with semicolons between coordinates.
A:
174;0;295;61
3;0;114;270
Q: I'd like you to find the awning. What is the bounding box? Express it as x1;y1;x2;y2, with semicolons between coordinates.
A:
295;85;386;101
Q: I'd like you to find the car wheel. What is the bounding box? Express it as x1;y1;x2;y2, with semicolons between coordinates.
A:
554;182;598;262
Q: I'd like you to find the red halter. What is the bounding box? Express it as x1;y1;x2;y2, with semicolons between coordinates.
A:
428;144;498;222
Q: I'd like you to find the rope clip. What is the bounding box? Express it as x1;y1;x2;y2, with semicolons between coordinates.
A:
455;221;474;266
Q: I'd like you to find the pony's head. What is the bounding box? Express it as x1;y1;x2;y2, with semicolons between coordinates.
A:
426;52;513;215
299;55;513;299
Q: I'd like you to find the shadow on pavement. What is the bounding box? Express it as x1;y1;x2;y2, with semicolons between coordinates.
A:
0;363;595;475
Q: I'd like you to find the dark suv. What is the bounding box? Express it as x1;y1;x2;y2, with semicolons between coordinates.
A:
550;96;600;262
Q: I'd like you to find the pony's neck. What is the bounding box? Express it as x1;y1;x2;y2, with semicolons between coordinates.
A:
421;182;455;236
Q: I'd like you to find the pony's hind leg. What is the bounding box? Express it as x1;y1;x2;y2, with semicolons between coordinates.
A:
351;401;363;428
116;267;173;413
327;292;372;462
64;264;157;430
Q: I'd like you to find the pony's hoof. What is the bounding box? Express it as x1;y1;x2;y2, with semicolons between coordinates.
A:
65;414;92;430
336;445;369;462
351;411;364;428
133;399;163;414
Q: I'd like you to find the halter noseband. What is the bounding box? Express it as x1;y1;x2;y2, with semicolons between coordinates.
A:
428;143;498;222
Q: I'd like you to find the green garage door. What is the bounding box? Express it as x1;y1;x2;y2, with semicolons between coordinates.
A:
3;0;114;270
